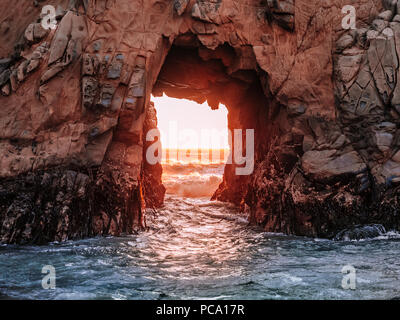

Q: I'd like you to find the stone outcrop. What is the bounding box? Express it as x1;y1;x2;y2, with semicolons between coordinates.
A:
1;0;400;243
334;224;386;240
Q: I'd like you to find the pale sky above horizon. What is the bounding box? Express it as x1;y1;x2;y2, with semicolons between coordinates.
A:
152;94;229;149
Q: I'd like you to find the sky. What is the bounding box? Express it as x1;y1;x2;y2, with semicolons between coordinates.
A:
152;94;229;150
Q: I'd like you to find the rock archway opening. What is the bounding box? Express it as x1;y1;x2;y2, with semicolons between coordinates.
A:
152;94;230;198
146;42;273;207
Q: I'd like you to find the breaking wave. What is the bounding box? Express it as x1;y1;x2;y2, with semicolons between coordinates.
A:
162;162;225;198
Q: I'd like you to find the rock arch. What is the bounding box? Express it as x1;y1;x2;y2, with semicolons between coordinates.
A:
2;0;400;244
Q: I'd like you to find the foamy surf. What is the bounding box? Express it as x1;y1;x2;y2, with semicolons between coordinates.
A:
2;191;400;299
163;174;222;198
2;152;400;300
162;158;226;198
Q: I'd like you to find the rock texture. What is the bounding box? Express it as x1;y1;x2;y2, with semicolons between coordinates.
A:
1;0;400;243
334;224;386;240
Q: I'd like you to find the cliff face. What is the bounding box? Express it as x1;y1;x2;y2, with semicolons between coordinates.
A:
1;0;399;244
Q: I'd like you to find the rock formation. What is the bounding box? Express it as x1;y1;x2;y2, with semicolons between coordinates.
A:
1;0;400;244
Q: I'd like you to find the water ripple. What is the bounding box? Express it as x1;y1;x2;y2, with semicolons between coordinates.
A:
1;165;400;299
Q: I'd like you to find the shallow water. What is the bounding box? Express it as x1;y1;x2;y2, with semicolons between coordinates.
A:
1;163;400;300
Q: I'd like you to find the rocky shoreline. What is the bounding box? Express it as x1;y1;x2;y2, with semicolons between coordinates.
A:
1;0;400;243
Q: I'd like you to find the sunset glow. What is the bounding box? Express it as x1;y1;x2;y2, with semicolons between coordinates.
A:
152;94;230;150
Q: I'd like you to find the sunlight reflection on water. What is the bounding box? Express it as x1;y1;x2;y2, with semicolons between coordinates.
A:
1;163;400;300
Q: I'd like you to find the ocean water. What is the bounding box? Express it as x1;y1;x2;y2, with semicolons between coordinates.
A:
1;159;400;300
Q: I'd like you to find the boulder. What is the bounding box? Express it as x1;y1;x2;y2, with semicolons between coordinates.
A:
334;224;386;241
302;151;367;182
